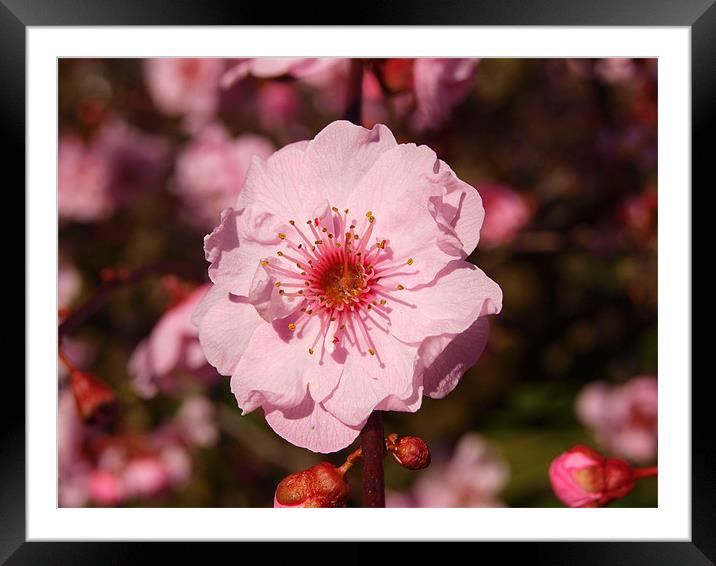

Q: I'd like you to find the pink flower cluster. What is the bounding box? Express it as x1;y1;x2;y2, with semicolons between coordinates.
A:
194;120;502;453
576;375;658;463
59;391;216;507
387;434;509;507
128;284;220;398
173;124;275;230
223;57;479;132
59;119;168;223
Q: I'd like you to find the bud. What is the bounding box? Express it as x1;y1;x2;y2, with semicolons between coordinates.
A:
549;445;635;507
69;370;117;426
274;462;351;508
386;433;431;470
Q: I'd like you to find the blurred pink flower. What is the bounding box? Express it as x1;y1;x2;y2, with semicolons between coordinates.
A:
477;183;532;246
128;285;218;398
411;58;479;132
58;132;114;222
58;119;168;223
576;375;658;464
256;82;304;133
195;120;502;453
58;260;81;310
123;456;170;499
144;58;225;130
89;469;127;507
173;396;219;448
594;58;636;84
222;57;343;89
387;434;509;507
549;445;635;508
173;124;275;229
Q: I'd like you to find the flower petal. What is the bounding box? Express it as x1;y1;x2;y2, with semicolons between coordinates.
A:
264;396;361;454
230;316;343;414
388;260;502;344
196;291;263;376
304;120;397;207
418;317;491;400
322;328;417;426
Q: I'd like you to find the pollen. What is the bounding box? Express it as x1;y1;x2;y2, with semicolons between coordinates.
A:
308;348;315;355
278;232;287;240
368;348;376;356
406;258;414;265
260;260;269;266
288;323;296;332
397;284;405;290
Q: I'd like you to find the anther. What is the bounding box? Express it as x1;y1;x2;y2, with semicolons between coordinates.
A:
406;258;414;265
277;251;284;256
368;348;376;356
288;323;296;332
289;220;295;225
397;284;405;290
274;282;281;287
278;232;286;240
308;348;315;355
260;260;269;266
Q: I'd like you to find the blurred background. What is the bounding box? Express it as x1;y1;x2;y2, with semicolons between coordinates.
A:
57;57;657;508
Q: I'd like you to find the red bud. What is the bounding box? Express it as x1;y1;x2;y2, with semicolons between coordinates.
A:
274;462;351;508
70;371;117;426
386;434;431;470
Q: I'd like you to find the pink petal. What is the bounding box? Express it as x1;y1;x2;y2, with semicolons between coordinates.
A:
322;329;417;426
230;316;342;414
264;395;361;454
388;260;502;344
303;120;397;206
418;317;491;400
196;291;263;376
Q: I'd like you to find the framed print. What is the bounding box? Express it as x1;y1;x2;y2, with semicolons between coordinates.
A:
4;0;707;563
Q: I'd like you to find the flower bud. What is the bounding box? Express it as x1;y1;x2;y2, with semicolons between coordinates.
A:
274;462;350;508
386;434;431;470
549;445;635;507
69;370;117;426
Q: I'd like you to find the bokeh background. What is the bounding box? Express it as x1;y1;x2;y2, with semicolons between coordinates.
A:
57;58;657;508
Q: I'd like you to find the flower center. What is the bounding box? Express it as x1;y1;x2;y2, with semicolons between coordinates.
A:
320;263;364;306
259;207;416;360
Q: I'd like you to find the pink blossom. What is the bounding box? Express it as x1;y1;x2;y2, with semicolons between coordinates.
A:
222;58;344;89
144;58;225;130
58;260;81;310
128;285;218;398
256;82;304;133
173;124;275;229
411;58;479;132
173;396;218;448
58;119;168;223
88;469;126;507
58;390;91;506
576;376;658;463
195;120;502;453
388;434;509;507
477;183;532;246
123;456;170;498
549;445;635;508
58;132;114;222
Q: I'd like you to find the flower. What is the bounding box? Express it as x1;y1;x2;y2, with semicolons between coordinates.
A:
549;445;635;507
128;284;219;398
222;57;342;88
144;58;225;131
477;183;532;246
172;396;219;448
195;120;502;453
410;58;479;132
58;119;168;223
223;58;478;132
387;433;509;507
274;462;351;508
576;375;658;463
173;124;275;229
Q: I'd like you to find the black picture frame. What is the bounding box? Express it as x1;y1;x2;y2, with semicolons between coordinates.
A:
3;0;704;563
